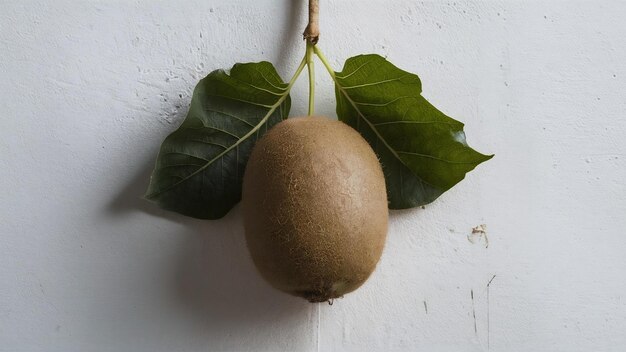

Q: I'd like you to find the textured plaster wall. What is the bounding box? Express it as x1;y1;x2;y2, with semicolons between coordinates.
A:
1;1;625;351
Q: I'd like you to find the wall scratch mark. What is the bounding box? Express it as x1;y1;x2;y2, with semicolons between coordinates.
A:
423;301;428;314
471;289;477;335
317;303;321;352
487;275;496;350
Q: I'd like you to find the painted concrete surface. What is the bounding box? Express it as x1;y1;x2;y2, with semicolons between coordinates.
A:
1;1;625;351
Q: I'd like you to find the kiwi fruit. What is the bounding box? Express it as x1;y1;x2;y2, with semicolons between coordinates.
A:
242;116;388;302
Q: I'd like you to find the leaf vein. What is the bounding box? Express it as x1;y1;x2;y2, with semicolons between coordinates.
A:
204;108;255;127
373;120;456;127
158;163;205;170
254;67;287;91
184;125;241;139
160;151;210;162
397;151;479;165
189;139;229;149
207;94;274;108
335;60;372;80
147;97;289;198
334;84;438;189
354;96;413;107
341;75;413;90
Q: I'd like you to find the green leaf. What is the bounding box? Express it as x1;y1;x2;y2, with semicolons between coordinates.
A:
145;61;291;219
333;54;492;209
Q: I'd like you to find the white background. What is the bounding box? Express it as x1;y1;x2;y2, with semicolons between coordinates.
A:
1;1;625;351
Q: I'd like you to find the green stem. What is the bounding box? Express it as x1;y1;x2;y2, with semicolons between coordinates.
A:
313;46;336;79
306;42;315;116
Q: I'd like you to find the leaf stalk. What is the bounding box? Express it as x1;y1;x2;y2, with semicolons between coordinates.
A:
313;46;336;79
289;54;308;88
306;42;316;116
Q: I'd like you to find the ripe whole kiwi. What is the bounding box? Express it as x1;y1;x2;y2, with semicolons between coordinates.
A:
242;116;388;302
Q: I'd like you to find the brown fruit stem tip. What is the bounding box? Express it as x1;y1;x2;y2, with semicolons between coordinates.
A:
297;287;343;304
303;0;320;44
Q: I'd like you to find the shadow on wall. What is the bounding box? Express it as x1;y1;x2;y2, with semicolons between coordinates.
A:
107;156;311;335
175;216;311;329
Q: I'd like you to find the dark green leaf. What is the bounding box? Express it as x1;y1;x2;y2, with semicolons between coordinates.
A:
333;54;492;209
145;61;291;219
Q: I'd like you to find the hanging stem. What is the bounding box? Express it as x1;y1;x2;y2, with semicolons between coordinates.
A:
303;0;320;44
306;42;315;116
303;0;319;116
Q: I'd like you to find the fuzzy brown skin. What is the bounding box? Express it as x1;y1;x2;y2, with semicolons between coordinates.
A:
242;117;388;303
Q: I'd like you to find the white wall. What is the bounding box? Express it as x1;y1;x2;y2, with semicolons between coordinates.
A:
1;1;625;351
